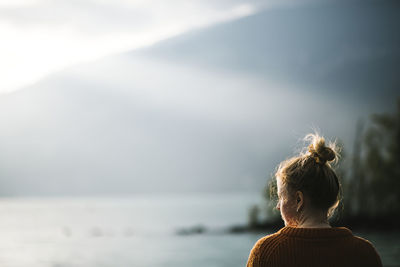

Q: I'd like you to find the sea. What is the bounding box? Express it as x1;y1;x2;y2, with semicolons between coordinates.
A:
0;192;399;267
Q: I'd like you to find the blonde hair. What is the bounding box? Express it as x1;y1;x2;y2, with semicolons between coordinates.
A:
274;133;341;217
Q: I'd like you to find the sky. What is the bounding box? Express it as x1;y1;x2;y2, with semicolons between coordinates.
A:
0;0;398;196
0;0;278;94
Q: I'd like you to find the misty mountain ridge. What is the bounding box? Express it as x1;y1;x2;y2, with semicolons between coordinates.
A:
131;0;400;103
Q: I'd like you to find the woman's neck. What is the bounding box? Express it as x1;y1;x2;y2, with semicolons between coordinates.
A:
294;210;331;228
296;221;331;228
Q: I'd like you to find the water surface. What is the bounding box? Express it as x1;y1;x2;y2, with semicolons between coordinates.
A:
0;193;398;267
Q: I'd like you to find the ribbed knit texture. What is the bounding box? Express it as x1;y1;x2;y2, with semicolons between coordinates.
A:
246;226;382;267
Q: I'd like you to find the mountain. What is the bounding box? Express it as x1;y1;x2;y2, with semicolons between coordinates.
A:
0;1;398;196
131;0;400;104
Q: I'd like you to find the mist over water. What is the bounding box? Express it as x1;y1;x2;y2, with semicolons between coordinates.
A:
0;193;261;267
1;194;399;267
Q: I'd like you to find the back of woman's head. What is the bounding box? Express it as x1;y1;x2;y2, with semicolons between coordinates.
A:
275;133;341;217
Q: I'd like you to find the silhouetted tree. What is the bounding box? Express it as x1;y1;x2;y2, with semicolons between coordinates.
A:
362;98;400;217
349;120;365;216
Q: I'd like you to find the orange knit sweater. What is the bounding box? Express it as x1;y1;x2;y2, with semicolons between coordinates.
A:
246;226;382;267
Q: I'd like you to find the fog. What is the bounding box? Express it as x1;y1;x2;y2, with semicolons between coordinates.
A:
0;0;399;196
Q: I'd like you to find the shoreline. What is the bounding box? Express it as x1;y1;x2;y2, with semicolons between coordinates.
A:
176;215;400;236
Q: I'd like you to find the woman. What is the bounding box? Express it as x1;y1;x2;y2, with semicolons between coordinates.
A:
246;133;382;267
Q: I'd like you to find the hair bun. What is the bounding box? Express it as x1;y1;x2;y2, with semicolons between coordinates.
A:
306;134;337;164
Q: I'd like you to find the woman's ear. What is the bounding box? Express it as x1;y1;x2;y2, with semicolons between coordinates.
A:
295;191;304;212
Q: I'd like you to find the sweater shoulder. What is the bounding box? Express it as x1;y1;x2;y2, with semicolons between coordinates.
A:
352;235;375;246
246;232;288;267
253;231;286;252
351;235;383;266
352;235;379;252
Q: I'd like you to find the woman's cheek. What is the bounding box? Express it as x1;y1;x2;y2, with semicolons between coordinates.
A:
281;200;297;226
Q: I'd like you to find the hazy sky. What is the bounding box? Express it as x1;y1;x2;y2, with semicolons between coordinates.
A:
0;0;270;94
1;0;397;196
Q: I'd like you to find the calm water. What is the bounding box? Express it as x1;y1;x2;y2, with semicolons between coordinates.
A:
0;193;399;267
